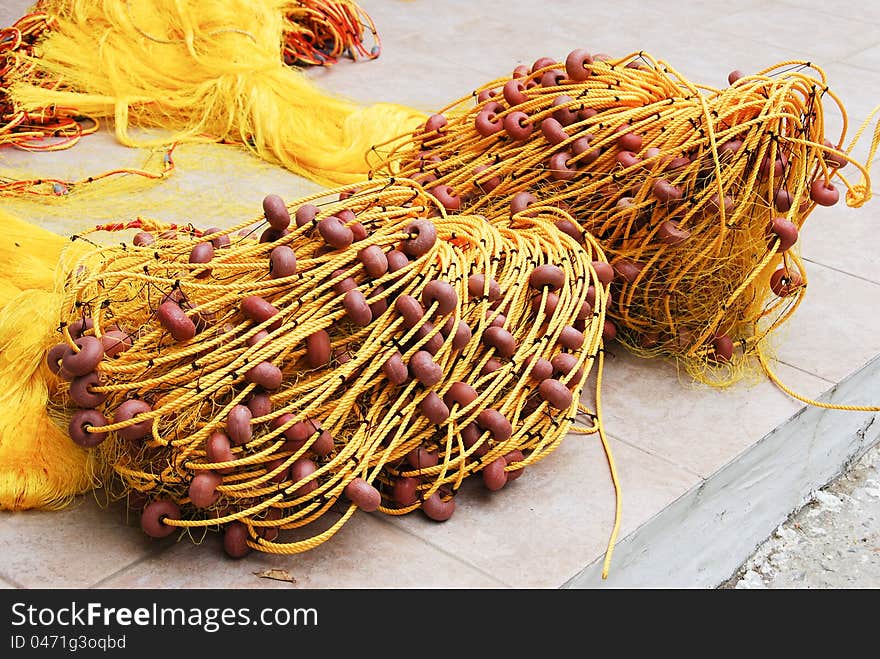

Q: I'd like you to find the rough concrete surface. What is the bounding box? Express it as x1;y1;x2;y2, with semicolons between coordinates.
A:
723;439;880;589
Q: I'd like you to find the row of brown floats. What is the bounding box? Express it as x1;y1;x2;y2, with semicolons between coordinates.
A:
46;179;610;557
373;48;851;377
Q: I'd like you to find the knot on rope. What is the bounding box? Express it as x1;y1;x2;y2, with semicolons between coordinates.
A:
846;183;871;208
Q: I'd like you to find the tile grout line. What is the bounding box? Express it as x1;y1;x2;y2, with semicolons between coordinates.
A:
586;368;796;482
823;54;878;70
87;542;178;589
832;59;880;74
378;431;706;588
802;256;880;287
780;0;880;28
555;452;714;587
722;0;880;46
556;481;693;590
582;355;880;586
598;359;842;480
773;359;837;386
368;514;513;588
601;429;707;480
703;16;879;67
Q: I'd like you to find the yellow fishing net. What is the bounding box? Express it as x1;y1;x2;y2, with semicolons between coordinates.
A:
23;178;611;559
2;8;879;582
371;51;880;386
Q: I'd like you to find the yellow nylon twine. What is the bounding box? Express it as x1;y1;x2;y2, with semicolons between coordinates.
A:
1;0;423;193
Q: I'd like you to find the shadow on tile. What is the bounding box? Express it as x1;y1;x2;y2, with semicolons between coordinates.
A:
98;509;504;589
0;493;170;589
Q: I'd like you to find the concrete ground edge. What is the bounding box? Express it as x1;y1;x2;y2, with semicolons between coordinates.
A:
563;356;880;588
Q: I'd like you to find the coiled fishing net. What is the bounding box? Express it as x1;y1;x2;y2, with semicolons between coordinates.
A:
372;50;879;385
44;178;611;556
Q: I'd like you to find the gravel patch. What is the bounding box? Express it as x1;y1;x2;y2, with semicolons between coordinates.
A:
721;440;880;588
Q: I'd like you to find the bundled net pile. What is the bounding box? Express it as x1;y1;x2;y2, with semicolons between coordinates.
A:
43;178;611;556
372;50;879;384
1;11;87;153
0;10;177;199
0;0;421;192
281;0;381;67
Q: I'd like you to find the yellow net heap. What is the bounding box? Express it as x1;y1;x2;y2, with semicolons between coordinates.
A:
0;0;422;196
372;50;880;385
44;178;611;557
1;11;85;153
3;19;878;572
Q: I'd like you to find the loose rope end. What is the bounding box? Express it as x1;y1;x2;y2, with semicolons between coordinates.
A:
598;420;622;581
758;344;880;412
594;349;622;581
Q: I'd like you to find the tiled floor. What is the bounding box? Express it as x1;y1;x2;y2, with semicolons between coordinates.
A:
1;0;878;588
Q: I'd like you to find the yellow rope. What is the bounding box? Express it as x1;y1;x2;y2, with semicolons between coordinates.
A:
568;290;620;578
594;349;621;580
757;347;880;412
